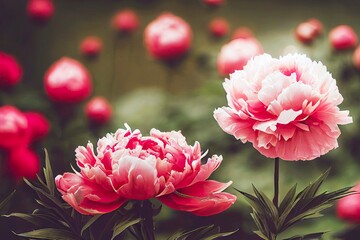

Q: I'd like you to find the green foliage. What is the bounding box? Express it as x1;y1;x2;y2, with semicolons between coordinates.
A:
236;169;352;240
168;225;237;240
0;190;16;214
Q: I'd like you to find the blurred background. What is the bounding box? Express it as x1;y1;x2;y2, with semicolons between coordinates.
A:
1;0;360;239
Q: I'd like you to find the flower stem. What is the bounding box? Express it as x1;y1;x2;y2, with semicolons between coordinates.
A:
273;157;280;208
136;200;155;240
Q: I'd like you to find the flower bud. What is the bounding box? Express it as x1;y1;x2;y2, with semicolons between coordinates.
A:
144;13;192;61
329;25;358;50
0;52;22;88
112;9;139;33
24;111;50;142
85;96;112;124
7;148;40;179
44;57;92;103
80;36;103;57
209;17;229;38
202;0;225;7
27;0;54;22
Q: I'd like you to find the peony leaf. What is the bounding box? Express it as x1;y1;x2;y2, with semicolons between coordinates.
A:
295;169;330;201
80;214;102;236
279;184;297;215
253;230;269;240
43;148;55;196
4;212;65;227
167;225;237;240
111;216;142;240
250;212;270;239
14;228;81;240
0;190;15;213
283;231;326;240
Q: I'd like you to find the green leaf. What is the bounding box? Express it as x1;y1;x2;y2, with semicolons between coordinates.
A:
43;148;55;196
296;169;330;201
201;229;238;240
283;231;326;240
0;190;16;212
167;225;236;240
253;230;269;240
81;214;102;236
14;228;81;240
234;187;263;214
111;216;142;240
279;184;297;215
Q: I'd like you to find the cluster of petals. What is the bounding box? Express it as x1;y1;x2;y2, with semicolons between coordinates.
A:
56;125;236;216
214;53;352;161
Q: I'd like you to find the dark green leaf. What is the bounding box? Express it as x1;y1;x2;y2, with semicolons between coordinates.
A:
296;169;330;201
0;190;16;212
14;228;81;240
81;214;102;236
279;184;297;215
202;229;238;240
111;216;142;240
283;231;326;240
43;149;55;196
253;230;269;240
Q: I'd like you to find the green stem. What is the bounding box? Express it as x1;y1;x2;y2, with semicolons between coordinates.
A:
273;157;280;208
133;200;155;240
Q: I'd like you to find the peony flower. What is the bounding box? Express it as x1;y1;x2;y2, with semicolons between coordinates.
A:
144;13;192;61
80;36;103;57
208;17;229;38
24;111;50;142
217;38;263;76
214;53;352;161
44;57;92;103
112;9;139;33
85;96;112;125
7;147;40;179
56;124;236;216
295;19;322;44
336;184;360;223
0;52;23;88
329;25;358;50
27;0;54;22
0;105;28;150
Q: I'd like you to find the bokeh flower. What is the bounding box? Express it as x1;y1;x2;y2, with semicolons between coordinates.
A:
56;124;236;216
80;36;103;57
214;53;352;160
0;52;23;88
295;18;323;44
337;184;360;223
144;13;192;61
44;57;92;103
112;9;139;34
202;0;225;7
0;105;28;150
24;111;50;142
7;147;40;179
85;96;112;125
27;0;54;22
217;38;263;76
208;17;229;38
329;25;358;51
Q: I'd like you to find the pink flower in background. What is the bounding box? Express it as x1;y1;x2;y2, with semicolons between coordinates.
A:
337;184;360;223
202;0;225;7
85;96;112;125
0;52;23;88
56;125;236;215
208;17;229;38
80;36;103;57
112;9;139;33
329;25;358;50
217;38;263;76
352;45;360;70
0;105;28;150
27;0;54;22
214;53;352;160
7;147;40;179
295;18;323;44
44;57;92;103
144;13;192;61
24;111;50;142
231;27;254;40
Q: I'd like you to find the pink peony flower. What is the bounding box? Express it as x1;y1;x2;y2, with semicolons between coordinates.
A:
80;36;103;57
56;125;236;215
214;53;352;160
85;96;112;125
329;25;358;51
112;9;139;33
208;17;229;38
337;184;360;223
24;111;50;142
0;105;28;150
44;57;92;103
295;19;322;44
27;0;54;22
0;52;23;88
144;13;192;61
217;38;263;76
7;147;40;179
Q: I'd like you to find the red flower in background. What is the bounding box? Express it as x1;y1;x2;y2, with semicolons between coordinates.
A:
27;0;54;22
24;111;50;142
329;25;358;50
202;0;225;7
80;36;103;57
217;38;263;76
7;147;40;179
112;9;139;33
85;96;112;125
231;27;254;40
144;13;192;61
209;17;229;38
295;18;323;44
44;57;92;103
0;52;23;88
0;105;28;150
337;184;360;223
